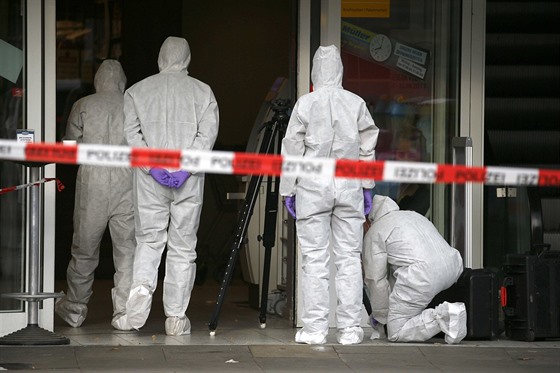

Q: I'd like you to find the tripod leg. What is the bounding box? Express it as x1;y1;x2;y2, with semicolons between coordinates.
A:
258;123;287;327
208;122;279;335
258;172;279;327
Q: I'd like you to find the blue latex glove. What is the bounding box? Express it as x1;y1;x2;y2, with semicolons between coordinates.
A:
150;168;172;187
169;170;191;188
363;189;373;216
285;195;296;219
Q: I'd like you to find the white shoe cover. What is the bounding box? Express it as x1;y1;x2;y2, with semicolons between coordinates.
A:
337;326;364;345
295;328;327;344
436;301;467;344
55;298;87;328
126;285;153;330
165;316;191;336
370;323;386;340
111;313;133;331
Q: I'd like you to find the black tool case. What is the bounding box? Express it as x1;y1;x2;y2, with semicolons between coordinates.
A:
428;268;501;340
502;249;560;341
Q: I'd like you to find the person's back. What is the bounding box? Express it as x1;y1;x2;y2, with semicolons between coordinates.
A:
125;37;217;151
71;61;127;146
369;204;461;272
68;60;132;193
289;82;374;161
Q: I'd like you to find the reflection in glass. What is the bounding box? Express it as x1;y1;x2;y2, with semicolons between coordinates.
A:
0;0;25;312
340;1;460;220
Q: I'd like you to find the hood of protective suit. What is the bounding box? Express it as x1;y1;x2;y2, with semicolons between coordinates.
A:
94;59;126;93
158;36;191;73
368;195;400;223
311;45;343;90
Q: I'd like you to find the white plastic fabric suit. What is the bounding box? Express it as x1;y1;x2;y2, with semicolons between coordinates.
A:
122;36;219;336
363;195;467;344
55;59;135;329
279;45;379;345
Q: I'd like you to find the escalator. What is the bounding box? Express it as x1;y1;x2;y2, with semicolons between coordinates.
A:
483;0;560;268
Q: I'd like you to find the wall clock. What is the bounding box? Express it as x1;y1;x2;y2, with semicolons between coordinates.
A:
369;34;392;62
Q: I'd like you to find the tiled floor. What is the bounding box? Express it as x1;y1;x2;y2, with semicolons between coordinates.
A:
53;279;295;346
1;279;560;371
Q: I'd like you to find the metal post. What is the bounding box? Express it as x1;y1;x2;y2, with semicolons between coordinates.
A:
0;163;69;345
451;137;473;268
28;166;40;325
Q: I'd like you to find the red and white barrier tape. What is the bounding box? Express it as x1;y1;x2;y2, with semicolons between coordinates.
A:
0;177;65;195
0;139;559;186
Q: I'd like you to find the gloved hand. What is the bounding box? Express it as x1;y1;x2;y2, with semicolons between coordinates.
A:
363;189;373;216
284;195;296;219
370;322;386;340
369;315;386;340
150;168;172;187
369;314;379;327
169;170;190;188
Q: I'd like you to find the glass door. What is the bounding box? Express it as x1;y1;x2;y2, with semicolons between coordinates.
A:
295;0;462;328
0;0;57;336
339;0;461;229
0;0;26;328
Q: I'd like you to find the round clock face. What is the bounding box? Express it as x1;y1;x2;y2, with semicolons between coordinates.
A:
369;34;392;62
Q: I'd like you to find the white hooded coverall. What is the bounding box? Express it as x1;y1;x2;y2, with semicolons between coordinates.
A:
56;59;135;328
123;36;219;334
279;45;379;344
363;195;467;343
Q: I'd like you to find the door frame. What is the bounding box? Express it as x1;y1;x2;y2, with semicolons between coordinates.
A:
459;0;486;268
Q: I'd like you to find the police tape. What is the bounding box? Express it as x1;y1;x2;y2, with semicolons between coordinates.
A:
0;177;64;195
0;139;559;186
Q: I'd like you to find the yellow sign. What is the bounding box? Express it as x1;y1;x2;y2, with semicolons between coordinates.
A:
341;0;390;18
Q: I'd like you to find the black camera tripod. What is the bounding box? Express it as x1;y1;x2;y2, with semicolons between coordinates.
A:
208;99;291;335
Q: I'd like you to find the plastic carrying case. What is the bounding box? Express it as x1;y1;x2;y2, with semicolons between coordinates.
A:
502;244;560;341
429;268;501;340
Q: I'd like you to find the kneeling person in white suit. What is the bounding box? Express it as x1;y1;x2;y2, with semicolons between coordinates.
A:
363;195;467;344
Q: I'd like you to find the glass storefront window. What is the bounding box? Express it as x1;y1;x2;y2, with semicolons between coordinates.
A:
340;0;461;222
0;0;25;312
56;0;123;141
54;1;125;279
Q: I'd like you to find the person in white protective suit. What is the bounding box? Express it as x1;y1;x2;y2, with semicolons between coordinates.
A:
55;59;136;329
116;36;219;336
363;195;467;344
279;45;379;345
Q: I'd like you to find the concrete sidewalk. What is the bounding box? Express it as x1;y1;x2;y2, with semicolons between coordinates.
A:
1;343;560;372
1;280;559;372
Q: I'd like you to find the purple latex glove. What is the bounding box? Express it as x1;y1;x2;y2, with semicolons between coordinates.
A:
369;315;386;340
150;168;172;187
363;189;373;216
169;170;191;188
284;195;296;219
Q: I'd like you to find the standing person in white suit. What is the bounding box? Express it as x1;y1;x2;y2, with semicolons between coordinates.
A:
279;45;379;345
363;195;467;344
55;59;135;330
116;36;219;336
